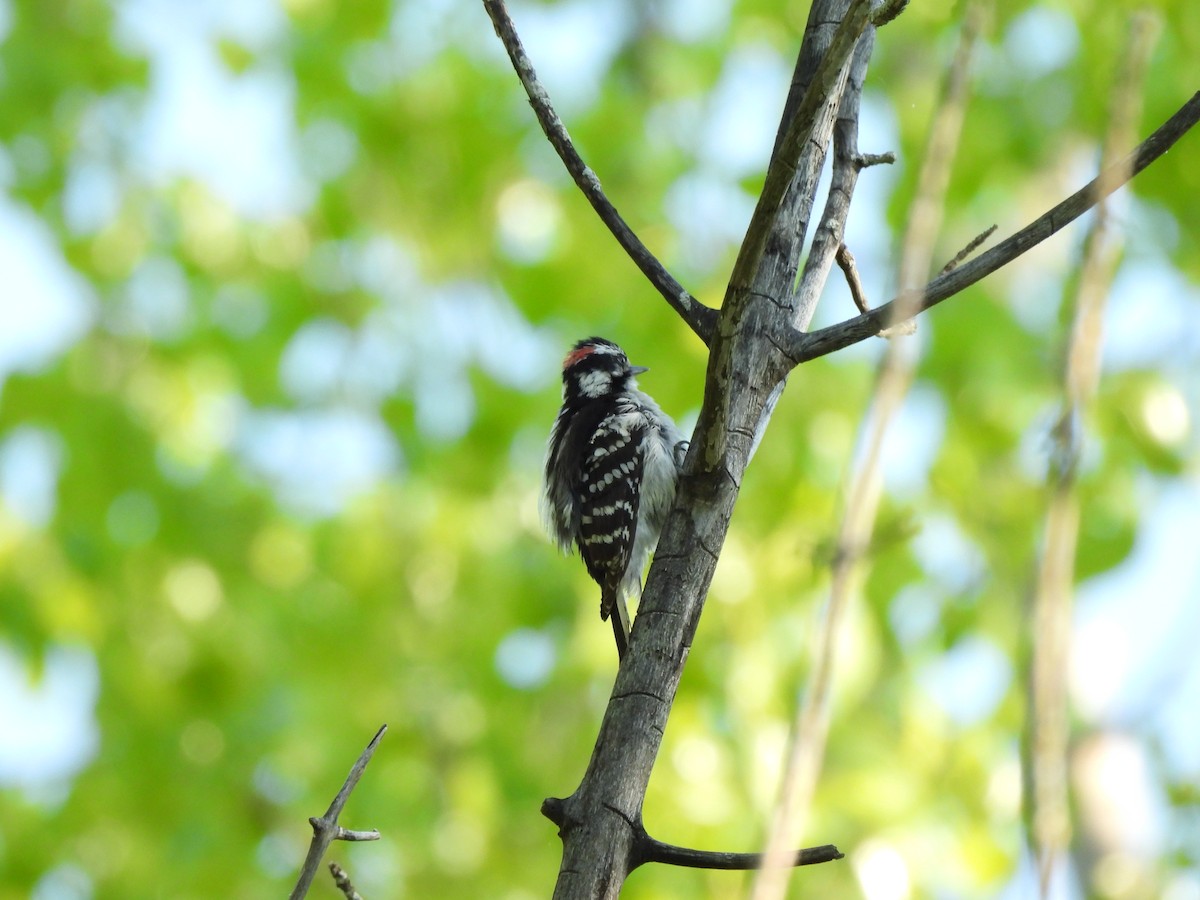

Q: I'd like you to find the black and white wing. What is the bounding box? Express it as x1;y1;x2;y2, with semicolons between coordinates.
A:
577;412;645;621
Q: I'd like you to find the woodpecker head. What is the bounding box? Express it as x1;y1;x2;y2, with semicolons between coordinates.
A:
560;337;647;402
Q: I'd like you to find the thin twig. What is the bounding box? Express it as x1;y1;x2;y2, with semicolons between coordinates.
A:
838;225;994;333
939;224;997;274
788;89;1200;363
1029;14;1158;897
855;151;896;168
481;0;716;344
289;725;387;900
752;7;987;900
836;242;918;336
328;863;365;900
836;244;870;315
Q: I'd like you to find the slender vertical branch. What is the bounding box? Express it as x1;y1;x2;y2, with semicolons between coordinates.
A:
794;24;887;329
752;6;988;899
1028;14;1158;896
724;0;872;305
699;0;871;472
745;7;888;485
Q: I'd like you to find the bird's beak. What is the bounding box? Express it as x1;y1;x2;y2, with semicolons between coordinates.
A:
629;365;649;376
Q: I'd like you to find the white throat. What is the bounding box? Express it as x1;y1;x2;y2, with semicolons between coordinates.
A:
577;370;612;398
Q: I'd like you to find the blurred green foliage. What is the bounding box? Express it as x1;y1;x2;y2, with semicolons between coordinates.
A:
0;0;1197;898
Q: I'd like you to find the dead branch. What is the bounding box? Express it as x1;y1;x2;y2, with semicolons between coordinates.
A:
635;837;843;871
328;862;365;900
289;725;386;900
541;797;843;874
939;224;997;275
836;244;870;316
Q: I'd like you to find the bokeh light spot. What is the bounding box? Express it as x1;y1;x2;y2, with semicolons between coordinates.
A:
164;559;224;622
494;628;556;690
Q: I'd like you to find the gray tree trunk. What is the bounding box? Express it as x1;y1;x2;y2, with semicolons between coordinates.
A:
546;2;876;896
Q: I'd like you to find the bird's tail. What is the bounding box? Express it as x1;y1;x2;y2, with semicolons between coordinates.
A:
601;588;631;659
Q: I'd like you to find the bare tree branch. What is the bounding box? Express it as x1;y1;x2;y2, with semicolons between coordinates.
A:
536;5;871;896
724;0;872;313
836;244;871;316
289;725;386;900
481;0;717;344
328;863;365;900
636;836;843;871
1029;14;1158;895
787;90;1200;363
939;224;997;274
796;32;887;329
542;798;843;873
697;0;874;474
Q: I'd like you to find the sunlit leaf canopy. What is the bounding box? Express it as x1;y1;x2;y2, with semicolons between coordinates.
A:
1;0;1197;896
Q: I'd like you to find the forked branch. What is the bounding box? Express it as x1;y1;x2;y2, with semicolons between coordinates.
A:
541;797;843;874
788;90;1200;363
726;0;874;303
289;725;387;900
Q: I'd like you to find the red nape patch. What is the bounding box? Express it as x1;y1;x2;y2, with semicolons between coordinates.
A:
563;344;598;369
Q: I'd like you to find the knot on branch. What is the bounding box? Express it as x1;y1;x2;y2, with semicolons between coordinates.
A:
541;796;573;833
541;796;564;824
